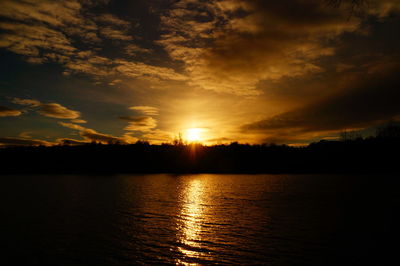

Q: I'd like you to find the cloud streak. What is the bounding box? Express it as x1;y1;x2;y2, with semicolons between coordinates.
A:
129;106;159;116
0;106;22;117
13;98;81;119
242;65;400;142
58;121;136;144
0;137;52;146
120;116;157;132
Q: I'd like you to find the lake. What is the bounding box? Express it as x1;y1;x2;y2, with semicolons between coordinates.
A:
2;174;399;265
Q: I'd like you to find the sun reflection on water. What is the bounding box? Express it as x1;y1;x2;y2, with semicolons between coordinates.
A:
176;178;206;264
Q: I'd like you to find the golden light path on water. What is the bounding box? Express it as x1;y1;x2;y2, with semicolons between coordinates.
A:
176;178;207;265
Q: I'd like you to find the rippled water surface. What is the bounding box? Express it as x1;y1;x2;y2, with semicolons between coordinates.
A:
2;174;400;265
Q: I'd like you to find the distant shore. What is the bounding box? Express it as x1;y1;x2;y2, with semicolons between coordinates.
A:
1;137;399;174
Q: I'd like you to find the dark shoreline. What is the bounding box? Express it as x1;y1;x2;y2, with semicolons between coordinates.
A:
1;137;399;175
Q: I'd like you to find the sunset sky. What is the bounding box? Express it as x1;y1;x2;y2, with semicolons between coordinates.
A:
1;0;399;146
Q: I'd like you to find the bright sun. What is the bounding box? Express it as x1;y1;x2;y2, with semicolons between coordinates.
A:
186;128;203;142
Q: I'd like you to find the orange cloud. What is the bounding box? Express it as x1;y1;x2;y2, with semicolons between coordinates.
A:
13;98;81;119
129;106;159;116
159;0;361;95
0;106;22;117
120;116;157;132
0;137;52;146
38;103;80;119
58;122;137;144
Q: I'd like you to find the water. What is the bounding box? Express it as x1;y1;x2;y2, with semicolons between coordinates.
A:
2;174;399;265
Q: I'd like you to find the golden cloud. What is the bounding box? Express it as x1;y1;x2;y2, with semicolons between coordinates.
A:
120;116;157;132
0;106;22;117
158;0;364;95
13;98;80;119
129;106;159;116
58;121;137;144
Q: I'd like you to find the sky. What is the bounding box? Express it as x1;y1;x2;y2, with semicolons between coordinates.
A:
0;0;400;146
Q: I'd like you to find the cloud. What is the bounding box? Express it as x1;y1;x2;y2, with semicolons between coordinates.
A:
100;27;132;41
62;56;186;83
0;0;184;85
38;103;80;119
367;0;400;17
129;106;159;115
206;137;233;144
18;132;32;138
71;119;87;123
142;129;173;144
0;137;52;146
12;98;41;106
124;44;151;56
80;129;128;144
58;121;137;144
57;138;89;145
1;0;398;95
61;115;162;144
13;98;81;119
158;0;400;95
0;21;75;62
121;133;139;144
0;106;22;117
58;122;86;131
63;57;112;77
242;65;400;142
114;59;187;81
57;135;138;146
120;116;157;131
95;13;131;27
0;0;84;27
336;63;355;73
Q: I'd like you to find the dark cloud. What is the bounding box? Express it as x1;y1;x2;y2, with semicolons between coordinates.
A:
0;106;22;117
242;66;400;136
57;138;89;145
0;137;52;146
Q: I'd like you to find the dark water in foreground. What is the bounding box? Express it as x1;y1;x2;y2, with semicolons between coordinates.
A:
2;174;400;265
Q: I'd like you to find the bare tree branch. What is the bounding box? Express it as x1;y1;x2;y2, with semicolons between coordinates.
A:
326;0;367;8
326;0;369;17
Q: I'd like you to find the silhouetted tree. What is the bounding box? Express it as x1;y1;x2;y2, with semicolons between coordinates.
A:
340;129;362;142
173;132;184;146
62;140;71;146
135;140;150;145
376;122;400;139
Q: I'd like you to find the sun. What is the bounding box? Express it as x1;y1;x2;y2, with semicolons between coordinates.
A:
186;128;203;142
